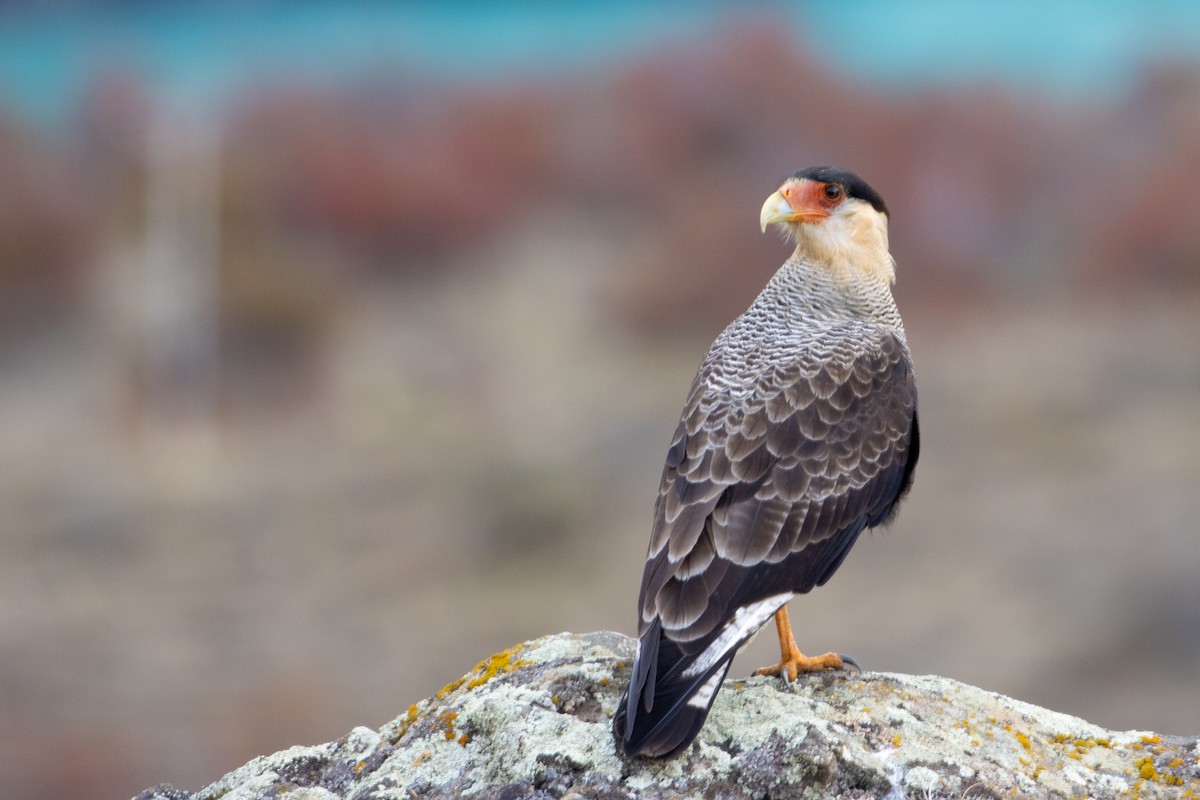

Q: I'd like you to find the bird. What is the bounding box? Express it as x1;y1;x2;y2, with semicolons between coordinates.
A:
612;165;919;759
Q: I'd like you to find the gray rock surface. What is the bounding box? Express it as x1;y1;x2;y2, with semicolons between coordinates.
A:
136;632;1198;799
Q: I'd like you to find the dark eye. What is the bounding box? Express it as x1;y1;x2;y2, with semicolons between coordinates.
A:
822;183;843;202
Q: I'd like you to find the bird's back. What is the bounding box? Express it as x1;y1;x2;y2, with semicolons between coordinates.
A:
615;259;918;759
615;167;919;760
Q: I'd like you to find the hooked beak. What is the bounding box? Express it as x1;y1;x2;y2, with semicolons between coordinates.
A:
759;179;831;232
759;190;794;232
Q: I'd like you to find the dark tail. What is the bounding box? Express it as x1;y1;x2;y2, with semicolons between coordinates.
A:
612;623;733;759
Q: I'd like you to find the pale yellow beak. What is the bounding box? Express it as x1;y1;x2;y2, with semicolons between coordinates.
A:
759;190;794;232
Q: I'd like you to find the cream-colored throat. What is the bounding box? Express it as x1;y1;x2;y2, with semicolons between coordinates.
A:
790;205;895;286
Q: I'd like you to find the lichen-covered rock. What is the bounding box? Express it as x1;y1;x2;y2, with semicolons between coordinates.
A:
136;632;1198;800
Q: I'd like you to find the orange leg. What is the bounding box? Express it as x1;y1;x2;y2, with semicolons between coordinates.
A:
753;605;845;682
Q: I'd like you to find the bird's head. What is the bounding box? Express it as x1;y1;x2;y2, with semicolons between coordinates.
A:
760;166;895;283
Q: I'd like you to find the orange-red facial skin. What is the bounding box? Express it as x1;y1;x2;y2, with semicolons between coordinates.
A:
779;178;844;222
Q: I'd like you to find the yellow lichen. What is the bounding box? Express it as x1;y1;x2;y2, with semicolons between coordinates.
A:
1015;731;1032;750
891;735;901;747
433;644;534;701
464;645;532;690
435;675;467;700
438;710;459;741
392;703;424;741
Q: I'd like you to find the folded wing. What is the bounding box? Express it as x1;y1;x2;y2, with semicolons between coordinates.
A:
614;323;919;758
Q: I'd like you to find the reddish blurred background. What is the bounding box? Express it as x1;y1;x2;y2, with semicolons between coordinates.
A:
0;3;1198;799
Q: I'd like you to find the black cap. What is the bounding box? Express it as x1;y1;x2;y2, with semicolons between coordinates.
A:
793;165;889;217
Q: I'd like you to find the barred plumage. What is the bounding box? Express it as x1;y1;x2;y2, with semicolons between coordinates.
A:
614;167;919;759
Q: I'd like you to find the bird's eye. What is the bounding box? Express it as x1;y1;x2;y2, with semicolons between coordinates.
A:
822;184;843;202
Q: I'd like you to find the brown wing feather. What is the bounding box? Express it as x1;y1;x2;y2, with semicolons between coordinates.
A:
638;324;917;642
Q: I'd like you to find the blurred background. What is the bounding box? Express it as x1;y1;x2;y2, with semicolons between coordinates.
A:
1;2;1198;798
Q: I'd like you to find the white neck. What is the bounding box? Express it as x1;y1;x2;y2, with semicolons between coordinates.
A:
789;202;895;286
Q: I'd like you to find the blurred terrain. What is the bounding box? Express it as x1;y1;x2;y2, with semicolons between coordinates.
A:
0;4;1198;800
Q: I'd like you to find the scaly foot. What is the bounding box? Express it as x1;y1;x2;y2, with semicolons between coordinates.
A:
753;605;860;682
754;650;846;682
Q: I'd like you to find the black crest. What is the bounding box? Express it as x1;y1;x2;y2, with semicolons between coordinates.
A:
793;165;889;217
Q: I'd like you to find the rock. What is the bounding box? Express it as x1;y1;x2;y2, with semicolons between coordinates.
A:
135;632;1198;800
